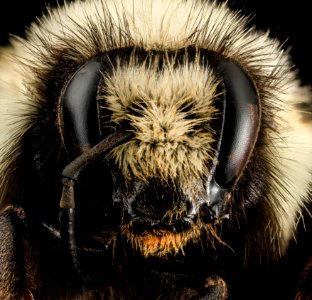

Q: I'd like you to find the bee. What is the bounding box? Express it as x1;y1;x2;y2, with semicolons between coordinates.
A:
1;0;312;299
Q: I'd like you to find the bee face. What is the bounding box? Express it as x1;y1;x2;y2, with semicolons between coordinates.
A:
1;0;312;298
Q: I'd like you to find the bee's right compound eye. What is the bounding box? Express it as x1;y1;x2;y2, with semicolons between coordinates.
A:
60;60;103;156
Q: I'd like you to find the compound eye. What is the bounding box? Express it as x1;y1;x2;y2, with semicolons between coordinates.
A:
207;59;260;215
60;60;103;157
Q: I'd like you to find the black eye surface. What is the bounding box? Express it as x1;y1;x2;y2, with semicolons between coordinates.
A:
215;59;260;188
207;59;260;213
61;60;103;157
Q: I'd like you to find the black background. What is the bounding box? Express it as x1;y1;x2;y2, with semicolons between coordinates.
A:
0;0;311;85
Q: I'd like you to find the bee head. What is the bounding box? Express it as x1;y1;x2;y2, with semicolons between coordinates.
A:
59;47;259;257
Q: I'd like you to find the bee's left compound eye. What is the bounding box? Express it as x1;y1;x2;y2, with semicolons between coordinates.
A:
205;59;260;219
